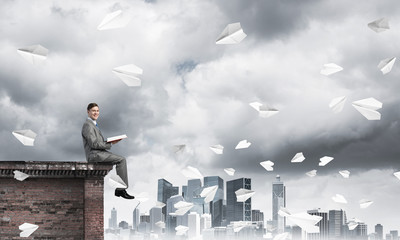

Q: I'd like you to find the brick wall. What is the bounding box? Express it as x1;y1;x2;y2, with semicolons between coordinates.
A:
0;161;113;240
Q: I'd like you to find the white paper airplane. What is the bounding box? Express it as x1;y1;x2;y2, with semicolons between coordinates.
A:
319;156;334;166
156;201;166;208
368;17;390;33
320;63;343;76
260;160;274;171
216;22;247;44
173;144;186;153
249;102;279;118
352;98;382;120
339;170;350;178
378;57;396;75
97;10;130;30
306;170;317;177
273;232;289;240
329;96;346;113
108;172;127;189
17;44;48;65
181;166;203;179
200;185;218;203
112;64;143;87
278;207;291;217
136;192;149;202
173;201;194;216
332;194;347;204
175;225;189;235
155;221;165;229
394;171;400;180
347;218;362;230
235;139;251;149
12;129;37;146
291;152;305;163
210;144;224;154
235;188;255;202
287;212;322;233
232;221;249;233
13;170;30;181
224;168;235;176
359;199;373;209
19;223;39;237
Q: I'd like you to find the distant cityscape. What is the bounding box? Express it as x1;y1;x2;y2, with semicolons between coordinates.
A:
105;175;398;240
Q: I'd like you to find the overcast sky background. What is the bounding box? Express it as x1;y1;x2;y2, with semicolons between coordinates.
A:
1;0;400;233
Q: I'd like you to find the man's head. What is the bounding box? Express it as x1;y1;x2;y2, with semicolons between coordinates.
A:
87;103;99;121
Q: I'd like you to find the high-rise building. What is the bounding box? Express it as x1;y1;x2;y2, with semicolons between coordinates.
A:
118;221;129;229
272;175;285;234
204;176;224;227
307;209;328;240
251;209;264;222
328;209;346;240
375;224;384;240
150;207;163;234
347;222;367;240
188;212;201;239
109;207;117;229
158;178;179;217
187;179;202;202
140;214;150;223
390;231;398;240
132;208;140;231
226;178;252;224
292;225;303;240
182;185;188;200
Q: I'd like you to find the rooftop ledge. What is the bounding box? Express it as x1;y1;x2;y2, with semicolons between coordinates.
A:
0;161;114;178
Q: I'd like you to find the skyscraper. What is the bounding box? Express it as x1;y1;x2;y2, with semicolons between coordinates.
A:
204;176;224;227
328;209;346;240
188;212;201;239
376;224;384;240
187;179;202;202
133;208;140;231
150;207;163;234
272;175;285;234
158;178;179;217
347;222;368;240
226;177;252;224
307;209;328;240
109;207;117;229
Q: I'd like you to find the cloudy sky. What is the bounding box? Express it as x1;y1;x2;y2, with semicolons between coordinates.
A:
1;0;400;233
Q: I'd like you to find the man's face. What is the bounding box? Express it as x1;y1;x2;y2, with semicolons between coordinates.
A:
87;106;99;121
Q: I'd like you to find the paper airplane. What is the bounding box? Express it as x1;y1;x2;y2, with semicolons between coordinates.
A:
156;201;166;208
368;17;390;33
359;199;373;209
210;144;224;154
200;185;218;203
13;170;30;181
352;98;382;120
287;212;322;233
273;232;289;240
347;218;362;230
136;192;149;202
181;166;203;179
278;207;291;217
306;170;317;177
235;188;255;202
329;96;346;113
232;221;248;233
249;102;279;118
291;152;305;163
394;171;400;180
216;22;247;44
12;129;37;146
97;10;130;30
108;172;127;189
235;139;251;149
17;44;48;65
112;64;143;87
224;168;235;176
173;144;186;153
155;221;165;229
378;57;396;75
19;223;39;237
319;156;334;166
260;160;274;171
339;170;350;178
332;194;347;204
175;225;189;235
320;63;343;76
173;201;194;216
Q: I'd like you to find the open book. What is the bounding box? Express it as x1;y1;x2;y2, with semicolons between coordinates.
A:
106;134;127;142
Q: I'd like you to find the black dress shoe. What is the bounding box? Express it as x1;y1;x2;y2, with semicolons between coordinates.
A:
115;189;135;199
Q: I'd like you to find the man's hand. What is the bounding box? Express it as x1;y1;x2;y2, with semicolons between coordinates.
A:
110;139;122;144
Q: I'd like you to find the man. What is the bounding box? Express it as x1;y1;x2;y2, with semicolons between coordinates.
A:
82;103;134;199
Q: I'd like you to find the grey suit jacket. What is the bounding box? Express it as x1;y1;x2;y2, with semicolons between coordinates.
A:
81;119;112;161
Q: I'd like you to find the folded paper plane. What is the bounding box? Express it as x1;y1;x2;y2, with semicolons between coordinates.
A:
291;152;305;163
288;212;322;233
210;144;224;154
347;218;362;230
339;170;350;178
332;194;347;204
378;57;396;75
19;223;39;237
329;96;346;113
235;139;251;149
320;63;343;76
224;168;235;176
181;166;203;179
359;199;373;209
249;102;279;118
200;185;218;203
319;156;334;166
306;170;317;177
216;22;247;44
112;64;143;87
155;221;165;228
175;225;189;235
156;201;166;208
17;44;48;65
173;201;193;216
352;98;382;120
13;170;30;181
235;188;255;202
278;207;291;217
368;17;390;33
260;160;274;171
97;10;130;30
273;232;289;240
12;129;37;146
173;144;186;153
108;172;127;189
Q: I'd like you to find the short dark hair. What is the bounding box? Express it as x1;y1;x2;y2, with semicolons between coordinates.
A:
87;103;99;111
